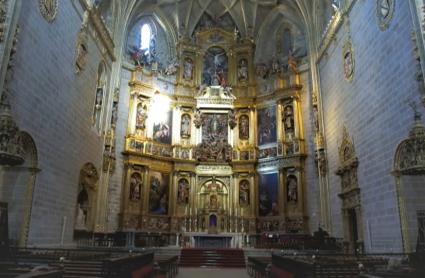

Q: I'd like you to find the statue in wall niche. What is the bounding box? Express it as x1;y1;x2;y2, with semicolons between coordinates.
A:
286;175;298;202
129;173;142;201
183;59;194;80
239;180;250;206
136;103;148;129
111;105;118;126
238;59;248;80
239;115;249;139
283;106;295;131
181;114;191;137
74;204;86;230
313;107;319;132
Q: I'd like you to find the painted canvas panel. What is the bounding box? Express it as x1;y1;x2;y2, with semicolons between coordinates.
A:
258;172;279;217
152;107;173;144
257;105;277;146
149;170;170;215
202;113;229;143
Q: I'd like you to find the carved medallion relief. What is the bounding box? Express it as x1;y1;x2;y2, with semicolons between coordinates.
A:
376;0;395;31
38;0;58;23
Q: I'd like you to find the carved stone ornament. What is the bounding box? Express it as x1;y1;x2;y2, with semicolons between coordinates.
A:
0;0;7;42
75;29;88;74
0;26;24;166
38;0;58;23
394;103;425;175
376;0;395;31
195;140;233;162
342;36;355;83
335;126;359;176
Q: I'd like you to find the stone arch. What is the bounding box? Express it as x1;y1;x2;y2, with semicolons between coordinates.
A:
74;163;99;232
392;110;425;252
197;178;229;233
0;131;40;247
17;131;39;247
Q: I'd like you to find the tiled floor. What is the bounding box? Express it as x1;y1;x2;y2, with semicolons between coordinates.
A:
177;268;249;278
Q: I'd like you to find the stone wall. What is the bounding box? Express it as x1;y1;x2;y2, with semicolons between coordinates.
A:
1;0;113;246
319;0;418;252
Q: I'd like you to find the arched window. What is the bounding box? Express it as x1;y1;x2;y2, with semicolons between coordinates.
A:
140;24;151;53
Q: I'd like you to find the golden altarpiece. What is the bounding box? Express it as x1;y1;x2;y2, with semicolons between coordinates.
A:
118;27;308;243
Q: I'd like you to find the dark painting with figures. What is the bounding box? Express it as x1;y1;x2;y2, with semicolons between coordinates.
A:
202;113;228;143
257;105;277;146
149;170;170;215
202;47;228;87
152;108;173;144
258;172;279;217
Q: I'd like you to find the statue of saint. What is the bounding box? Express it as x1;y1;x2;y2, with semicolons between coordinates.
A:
74;204;86;230
181;114;191;136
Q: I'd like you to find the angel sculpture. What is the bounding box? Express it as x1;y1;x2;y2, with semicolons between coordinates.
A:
127;45;148;66
196;84;207;96
285;48;301;71
165;57;179;75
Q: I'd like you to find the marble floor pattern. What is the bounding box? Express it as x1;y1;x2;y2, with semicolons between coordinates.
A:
177;268;249;278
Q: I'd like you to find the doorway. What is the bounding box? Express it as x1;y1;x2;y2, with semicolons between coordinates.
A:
348;209;358;253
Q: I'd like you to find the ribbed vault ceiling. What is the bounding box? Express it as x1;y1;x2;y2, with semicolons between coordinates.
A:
124;0;313;42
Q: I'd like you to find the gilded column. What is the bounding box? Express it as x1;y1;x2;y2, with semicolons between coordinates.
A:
277;101;284;142
171;171;179;216
279;168;286;217
127;92;138;136
296;167;305;215
249;172;255;217
190;172;197;213
293;95;302;139
250;107;256;146
121;163;133;213
142;166;149;215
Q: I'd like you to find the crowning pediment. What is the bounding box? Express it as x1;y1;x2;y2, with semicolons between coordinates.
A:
195;28;237;45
